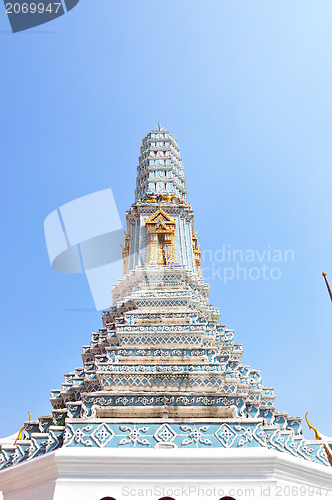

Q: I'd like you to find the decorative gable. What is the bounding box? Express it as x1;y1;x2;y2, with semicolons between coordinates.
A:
145;207;176;234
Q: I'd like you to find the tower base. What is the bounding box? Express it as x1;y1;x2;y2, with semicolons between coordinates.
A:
1;447;332;500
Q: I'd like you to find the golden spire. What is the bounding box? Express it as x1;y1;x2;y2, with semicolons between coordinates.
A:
305;412;332;466
157;123;164;131
15;411;31;444
305;412;321;440
322;272;332;302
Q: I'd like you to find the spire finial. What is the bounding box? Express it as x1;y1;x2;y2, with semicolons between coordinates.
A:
305;412;321;440
322;272;332;302
157;123;164;131
15;411;31;444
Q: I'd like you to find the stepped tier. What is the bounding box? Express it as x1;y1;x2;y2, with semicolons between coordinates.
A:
0;265;329;469
47;268;274;415
135;128;187;202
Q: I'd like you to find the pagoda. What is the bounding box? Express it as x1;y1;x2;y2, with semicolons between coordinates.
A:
0;126;331;500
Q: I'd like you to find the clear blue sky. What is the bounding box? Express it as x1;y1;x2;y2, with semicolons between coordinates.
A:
0;1;331;439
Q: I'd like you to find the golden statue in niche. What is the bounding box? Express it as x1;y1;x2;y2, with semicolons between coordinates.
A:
192;231;202;278
121;232;130;275
157;243;167;265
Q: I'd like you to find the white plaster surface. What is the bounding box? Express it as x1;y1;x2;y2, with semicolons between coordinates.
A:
0;434;17;446
1;447;332;500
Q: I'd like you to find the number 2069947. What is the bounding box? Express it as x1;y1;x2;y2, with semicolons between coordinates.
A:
5;2;62;14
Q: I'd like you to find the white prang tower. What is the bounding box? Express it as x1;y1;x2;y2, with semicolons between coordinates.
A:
0;126;331;500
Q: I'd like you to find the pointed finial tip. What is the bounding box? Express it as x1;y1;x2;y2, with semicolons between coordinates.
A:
305;412;321;440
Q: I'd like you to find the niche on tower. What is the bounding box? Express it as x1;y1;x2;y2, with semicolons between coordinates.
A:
145;207;178;266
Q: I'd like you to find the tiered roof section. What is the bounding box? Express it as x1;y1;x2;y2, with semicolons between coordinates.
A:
0;128;329;470
135;124;187;202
